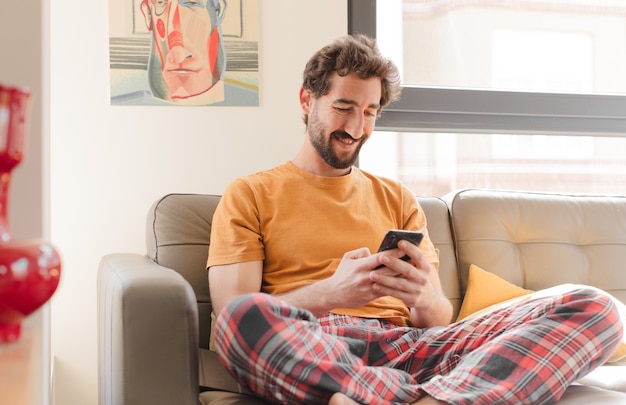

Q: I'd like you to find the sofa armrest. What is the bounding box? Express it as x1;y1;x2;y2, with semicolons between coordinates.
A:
98;253;199;405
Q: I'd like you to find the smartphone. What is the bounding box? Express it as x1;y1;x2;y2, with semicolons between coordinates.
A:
377;230;424;262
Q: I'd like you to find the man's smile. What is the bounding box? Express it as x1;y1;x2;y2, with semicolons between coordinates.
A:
333;132;360;146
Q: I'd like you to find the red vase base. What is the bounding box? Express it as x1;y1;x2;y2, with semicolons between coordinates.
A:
0;322;21;343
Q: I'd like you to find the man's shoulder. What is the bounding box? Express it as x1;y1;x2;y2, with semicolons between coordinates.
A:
354;167;408;194
233;162;292;186
223;162;293;196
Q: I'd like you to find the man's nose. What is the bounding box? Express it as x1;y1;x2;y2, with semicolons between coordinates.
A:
168;31;185;51
167;3;185;50
168;46;193;64
344;114;366;140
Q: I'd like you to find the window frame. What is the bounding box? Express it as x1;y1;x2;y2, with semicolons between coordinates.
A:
347;0;626;137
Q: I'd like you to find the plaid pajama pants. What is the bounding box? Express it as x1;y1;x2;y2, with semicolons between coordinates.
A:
214;287;623;405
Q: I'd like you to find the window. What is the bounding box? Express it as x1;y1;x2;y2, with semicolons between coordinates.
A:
349;0;626;196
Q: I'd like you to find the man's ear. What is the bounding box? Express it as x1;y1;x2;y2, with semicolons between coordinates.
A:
140;0;153;31
299;87;313;114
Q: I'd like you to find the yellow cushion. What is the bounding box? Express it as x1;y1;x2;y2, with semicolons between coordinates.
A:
457;264;626;363
456;264;533;321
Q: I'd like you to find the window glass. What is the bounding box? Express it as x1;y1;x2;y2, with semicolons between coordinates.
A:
361;132;626;196
379;0;626;94
356;0;626;196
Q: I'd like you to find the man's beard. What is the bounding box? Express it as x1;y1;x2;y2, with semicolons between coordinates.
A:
308;115;364;170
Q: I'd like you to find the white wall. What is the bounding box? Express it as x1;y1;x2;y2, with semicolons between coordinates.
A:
49;1;347;404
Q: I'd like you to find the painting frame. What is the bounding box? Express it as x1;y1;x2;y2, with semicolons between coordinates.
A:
109;0;259;107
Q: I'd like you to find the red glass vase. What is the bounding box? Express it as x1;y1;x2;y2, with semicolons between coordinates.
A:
0;84;61;343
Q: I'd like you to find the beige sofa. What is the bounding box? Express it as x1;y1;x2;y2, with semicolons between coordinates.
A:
98;189;626;405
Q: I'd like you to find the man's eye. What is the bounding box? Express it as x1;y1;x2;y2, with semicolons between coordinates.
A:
154;0;169;15
180;0;206;7
335;107;350;113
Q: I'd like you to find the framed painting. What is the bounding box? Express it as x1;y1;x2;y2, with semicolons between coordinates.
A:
109;0;259;106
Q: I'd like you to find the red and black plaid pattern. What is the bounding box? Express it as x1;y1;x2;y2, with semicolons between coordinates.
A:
215;288;623;405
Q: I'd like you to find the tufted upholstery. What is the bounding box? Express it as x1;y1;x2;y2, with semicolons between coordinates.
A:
449;189;626;304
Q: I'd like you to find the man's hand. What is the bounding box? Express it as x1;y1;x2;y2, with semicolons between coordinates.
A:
322;247;400;309
229;241;453;326
277;246;406;316
369;240;453;327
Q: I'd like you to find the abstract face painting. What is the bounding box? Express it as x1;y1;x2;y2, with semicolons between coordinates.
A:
140;0;227;105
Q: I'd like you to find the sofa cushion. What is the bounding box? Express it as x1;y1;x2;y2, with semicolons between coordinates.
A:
146;193;221;349
557;384;626;404
576;360;626;392
456;263;533;321
448;189;626;305
416;196;461;318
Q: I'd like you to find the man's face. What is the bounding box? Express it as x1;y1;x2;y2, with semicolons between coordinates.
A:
141;0;225;102
305;73;381;170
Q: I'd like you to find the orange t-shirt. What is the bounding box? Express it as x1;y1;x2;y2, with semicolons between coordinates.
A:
207;161;439;326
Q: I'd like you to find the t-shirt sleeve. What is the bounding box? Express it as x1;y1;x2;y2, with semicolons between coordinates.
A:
206;178;266;269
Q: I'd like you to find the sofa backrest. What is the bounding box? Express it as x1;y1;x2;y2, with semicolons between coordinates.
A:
448;189;626;305
147;194;220;349
418;197;461;317
145;193;460;349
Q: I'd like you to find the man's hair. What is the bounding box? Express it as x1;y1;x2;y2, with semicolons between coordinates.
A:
302;34;401;124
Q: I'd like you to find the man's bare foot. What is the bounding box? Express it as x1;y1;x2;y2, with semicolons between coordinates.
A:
329;392;444;405
328;393;360;405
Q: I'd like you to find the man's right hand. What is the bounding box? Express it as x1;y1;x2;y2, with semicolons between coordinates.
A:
277;247;406;316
